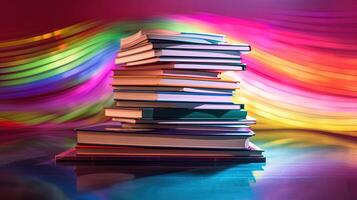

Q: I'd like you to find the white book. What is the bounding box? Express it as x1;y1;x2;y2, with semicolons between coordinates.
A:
119;62;245;71
118;42;250;57
111;76;239;89
113;86;234;94
115;101;243;110
112;116;257;125
115;49;241;64
113;91;233;103
123;57;242;66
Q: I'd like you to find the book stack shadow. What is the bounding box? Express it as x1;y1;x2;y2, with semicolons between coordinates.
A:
56;30;265;163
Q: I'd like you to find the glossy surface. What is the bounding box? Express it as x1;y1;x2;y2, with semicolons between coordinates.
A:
1;129;356;200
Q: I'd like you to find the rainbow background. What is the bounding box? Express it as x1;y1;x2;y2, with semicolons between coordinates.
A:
0;1;357;137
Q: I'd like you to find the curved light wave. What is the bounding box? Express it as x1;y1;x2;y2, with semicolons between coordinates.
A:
0;12;356;136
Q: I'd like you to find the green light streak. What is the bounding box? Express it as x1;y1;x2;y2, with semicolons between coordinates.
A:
0;32;118;75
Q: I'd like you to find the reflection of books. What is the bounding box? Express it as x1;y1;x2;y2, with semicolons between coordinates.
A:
74;162;265;192
76;172;135;192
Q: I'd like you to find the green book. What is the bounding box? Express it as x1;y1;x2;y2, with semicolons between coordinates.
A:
105;108;247;120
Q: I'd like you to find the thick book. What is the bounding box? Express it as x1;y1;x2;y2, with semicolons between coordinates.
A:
119;62;246;71
122;57;243;66
112;116;256;125
112;69;220;79
121;123;250;132
115;101;243;110
118;42;250;57
75;143;263;157
56;147;266;163
75;124;253;149
115;49;241;64
111;76;239;89
113;91;234;103
113;86;234;94
105;108;247;120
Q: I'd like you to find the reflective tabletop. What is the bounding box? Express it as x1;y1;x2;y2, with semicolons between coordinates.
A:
1;129;356;200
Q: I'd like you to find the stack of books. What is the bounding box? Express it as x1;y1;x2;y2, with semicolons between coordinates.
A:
56;30;265;163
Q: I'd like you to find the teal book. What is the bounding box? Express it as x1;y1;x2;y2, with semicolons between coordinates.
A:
105;108;247;120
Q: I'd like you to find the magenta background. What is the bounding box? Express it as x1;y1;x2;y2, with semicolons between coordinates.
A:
2;0;357;39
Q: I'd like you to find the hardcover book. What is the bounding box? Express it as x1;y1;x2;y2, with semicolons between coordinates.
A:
76;123;253;149
111;76;239;89
118;42;250;57
115;101;244;110
105;108;247;120
113;91;234;103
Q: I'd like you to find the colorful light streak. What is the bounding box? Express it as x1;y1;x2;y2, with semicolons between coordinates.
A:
0;13;356;136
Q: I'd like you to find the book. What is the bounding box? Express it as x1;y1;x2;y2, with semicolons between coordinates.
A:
76;124;253;149
105;108;247;120
118;62;246;71
123;57;243;66
75;143;263;157
113;86;234;94
111;76;239;89
115;49;241;64
112;117;256;124
120;30;226;49
121;123;251;132
115;101;244;110
120;30;179;48
113;91;234;103
56;147;266;163
118;42;251;57
112;69;219;79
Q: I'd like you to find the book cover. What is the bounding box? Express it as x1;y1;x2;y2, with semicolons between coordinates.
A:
115;101;243;110
105;108;247;120
113;91;234;103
